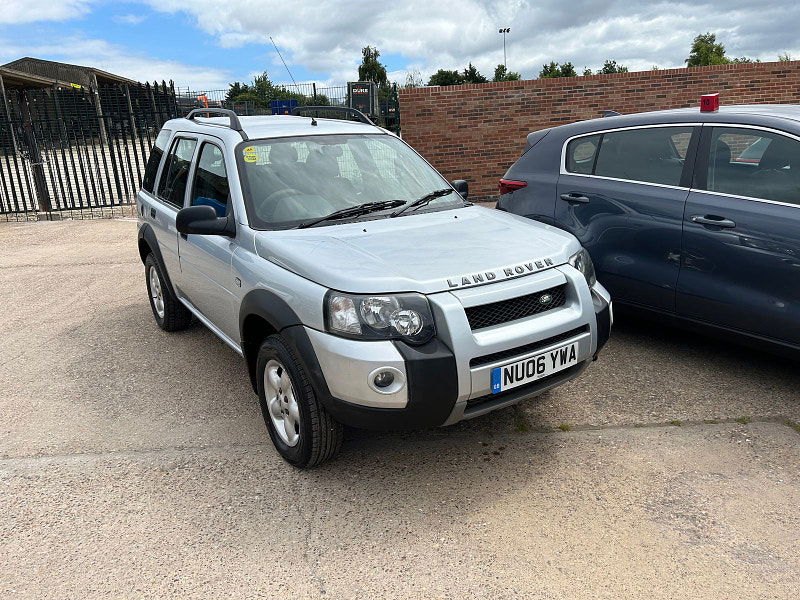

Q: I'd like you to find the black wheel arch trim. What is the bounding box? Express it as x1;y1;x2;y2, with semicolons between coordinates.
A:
137;223;178;297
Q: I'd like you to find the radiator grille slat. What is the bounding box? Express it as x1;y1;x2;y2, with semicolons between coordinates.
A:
464;284;567;330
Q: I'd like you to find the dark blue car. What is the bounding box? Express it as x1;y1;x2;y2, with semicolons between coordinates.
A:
498;103;800;355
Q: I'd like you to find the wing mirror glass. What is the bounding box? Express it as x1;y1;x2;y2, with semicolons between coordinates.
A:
176;205;235;237
451;179;469;199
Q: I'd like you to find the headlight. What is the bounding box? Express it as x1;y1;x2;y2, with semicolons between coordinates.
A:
568;248;596;287
325;291;435;344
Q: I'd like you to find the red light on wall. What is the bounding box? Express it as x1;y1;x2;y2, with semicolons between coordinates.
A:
499;179;527;195
700;93;720;112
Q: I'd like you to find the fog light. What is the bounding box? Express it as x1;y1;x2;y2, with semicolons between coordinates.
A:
373;370;395;388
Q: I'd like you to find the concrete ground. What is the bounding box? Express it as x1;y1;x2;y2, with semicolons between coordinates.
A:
1;219;799;599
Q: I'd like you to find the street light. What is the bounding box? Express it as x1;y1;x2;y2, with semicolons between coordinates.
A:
499;27;510;67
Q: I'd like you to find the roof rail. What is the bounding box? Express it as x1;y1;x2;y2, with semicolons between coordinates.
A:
601;110;621;117
290;106;375;125
185;108;248;140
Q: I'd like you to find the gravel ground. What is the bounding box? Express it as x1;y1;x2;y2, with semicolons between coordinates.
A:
1;218;798;599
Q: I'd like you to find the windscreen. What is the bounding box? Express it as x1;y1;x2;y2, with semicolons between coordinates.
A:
238;134;456;229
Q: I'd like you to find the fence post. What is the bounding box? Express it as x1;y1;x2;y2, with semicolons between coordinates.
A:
0;74;19;153
313;83;317;103
90;72;108;145
20;91;52;214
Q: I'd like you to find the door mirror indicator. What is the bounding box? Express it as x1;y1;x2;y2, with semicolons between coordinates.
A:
176;205;235;237
451;179;469;199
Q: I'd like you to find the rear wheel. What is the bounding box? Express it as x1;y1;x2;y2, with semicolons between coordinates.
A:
144;254;192;331
256;335;342;468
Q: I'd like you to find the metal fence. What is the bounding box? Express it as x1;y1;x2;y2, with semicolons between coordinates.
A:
0;81;177;221
0;79;400;221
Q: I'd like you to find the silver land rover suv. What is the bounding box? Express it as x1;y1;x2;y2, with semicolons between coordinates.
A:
136;107;612;468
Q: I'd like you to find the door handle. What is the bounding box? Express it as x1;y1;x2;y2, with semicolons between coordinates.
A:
150;207;156;219
560;193;590;204
691;215;736;228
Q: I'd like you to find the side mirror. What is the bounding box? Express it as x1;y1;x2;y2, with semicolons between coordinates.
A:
176;205;235;237
451;179;469;199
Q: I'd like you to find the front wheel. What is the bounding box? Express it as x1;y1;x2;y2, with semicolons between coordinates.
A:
256;335;343;468
144;254;192;331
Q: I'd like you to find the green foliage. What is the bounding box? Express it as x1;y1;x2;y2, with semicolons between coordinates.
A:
403;69;424;89
358;46;389;90
582;67;593;76
597;60;628;74
685;32;729;67
462;62;488;84
224;71;329;109
731;56;760;64
493;64;521;81
539;61;577;78
428;69;465;86
778;52;793;62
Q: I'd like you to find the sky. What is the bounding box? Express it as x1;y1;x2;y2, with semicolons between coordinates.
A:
1;0;798;92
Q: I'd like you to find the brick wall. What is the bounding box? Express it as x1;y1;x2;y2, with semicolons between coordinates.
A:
398;61;800;202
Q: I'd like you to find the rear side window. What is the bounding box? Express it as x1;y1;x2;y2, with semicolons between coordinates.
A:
567;127;694;187
594;127;693;186
141;129;171;193
157;138;197;208
705;127;800;205
191;143;229;217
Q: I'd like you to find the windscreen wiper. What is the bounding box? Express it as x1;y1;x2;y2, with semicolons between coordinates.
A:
297;199;406;229
390;188;455;217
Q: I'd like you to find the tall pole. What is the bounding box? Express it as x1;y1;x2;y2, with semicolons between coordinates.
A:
499;28;511;67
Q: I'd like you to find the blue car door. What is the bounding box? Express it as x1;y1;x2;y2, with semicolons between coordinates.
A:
677;125;800;345
555;125;699;312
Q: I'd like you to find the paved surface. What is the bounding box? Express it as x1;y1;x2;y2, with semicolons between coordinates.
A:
1;219;799;599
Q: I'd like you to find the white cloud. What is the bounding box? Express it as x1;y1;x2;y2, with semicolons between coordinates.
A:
1;0;94;24
141;0;800;83
112;14;147;25
0;37;232;89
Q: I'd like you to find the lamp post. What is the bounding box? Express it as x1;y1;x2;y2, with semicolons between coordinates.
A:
499;27;510;67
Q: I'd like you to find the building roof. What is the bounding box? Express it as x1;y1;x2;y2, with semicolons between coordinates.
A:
2;57;137;88
0;66;76;89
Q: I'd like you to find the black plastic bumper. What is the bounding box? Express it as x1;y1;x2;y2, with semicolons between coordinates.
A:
593;289;612;355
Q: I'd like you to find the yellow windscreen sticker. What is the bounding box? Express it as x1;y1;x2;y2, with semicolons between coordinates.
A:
244;154;258;163
243;146;256;153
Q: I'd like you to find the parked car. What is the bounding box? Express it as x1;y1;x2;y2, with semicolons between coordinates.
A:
136;107;612;467
498;102;800;355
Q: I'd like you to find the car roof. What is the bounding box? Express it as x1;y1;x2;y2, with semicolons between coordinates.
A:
553;103;800;137
163;114;385;141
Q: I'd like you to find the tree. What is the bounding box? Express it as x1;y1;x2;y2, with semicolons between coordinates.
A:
462;63;488;84
685;33;728;67
731;56;760;64
597;60;628;74
493;64;521;81
582;67;593;76
778;52;793;62
403;69;424;88
358;46;389;90
539;61;577;78
225;71;330;110
428;69;465;86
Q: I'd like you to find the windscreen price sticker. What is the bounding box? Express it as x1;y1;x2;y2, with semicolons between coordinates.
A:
243;146;258;163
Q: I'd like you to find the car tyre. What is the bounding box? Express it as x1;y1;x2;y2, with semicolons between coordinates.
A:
256;334;343;468
145;253;192;331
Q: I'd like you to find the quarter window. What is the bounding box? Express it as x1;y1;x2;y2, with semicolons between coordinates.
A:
191;143;230;217
157;138;197;208
705;127;800;205
142;129;171;193
593;127;693;186
565;134;601;175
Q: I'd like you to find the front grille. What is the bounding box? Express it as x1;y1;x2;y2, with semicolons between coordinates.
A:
464;284;567;330
469;325;589;368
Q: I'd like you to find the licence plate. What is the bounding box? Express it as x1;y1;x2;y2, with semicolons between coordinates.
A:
490;342;579;394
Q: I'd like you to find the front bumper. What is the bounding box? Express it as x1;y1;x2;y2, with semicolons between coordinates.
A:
301;271;612;430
